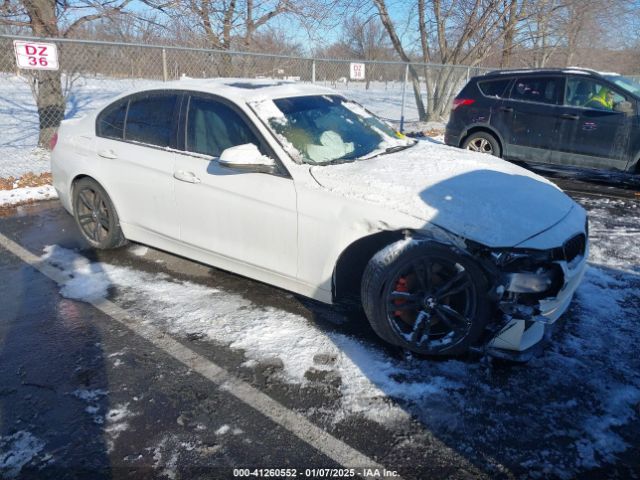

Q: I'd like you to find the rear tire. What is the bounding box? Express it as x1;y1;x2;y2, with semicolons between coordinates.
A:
73;178;127;249
361;239;491;356
462;132;501;157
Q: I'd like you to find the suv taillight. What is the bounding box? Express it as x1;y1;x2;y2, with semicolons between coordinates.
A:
49;132;58;150
452;98;475;111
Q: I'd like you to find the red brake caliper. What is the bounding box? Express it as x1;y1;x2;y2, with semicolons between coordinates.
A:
394;277;409;317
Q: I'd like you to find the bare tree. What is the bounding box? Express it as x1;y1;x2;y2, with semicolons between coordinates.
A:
1;0;131;147
373;0;509;121
522;0;566;67
500;0;523;67
373;0;427;120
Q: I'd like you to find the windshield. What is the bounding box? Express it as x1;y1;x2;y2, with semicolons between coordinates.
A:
603;74;640;96
249;95;414;165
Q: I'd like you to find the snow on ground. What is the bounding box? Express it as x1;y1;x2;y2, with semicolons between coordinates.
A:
0;74;444;184
37;194;640;477
0;431;45;479
0;185;58;207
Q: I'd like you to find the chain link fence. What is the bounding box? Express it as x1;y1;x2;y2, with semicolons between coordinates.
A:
0;35;491;179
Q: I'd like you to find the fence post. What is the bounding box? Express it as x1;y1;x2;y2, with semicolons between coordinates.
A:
311;59;316;84
400;63;409;133
162;48;168;82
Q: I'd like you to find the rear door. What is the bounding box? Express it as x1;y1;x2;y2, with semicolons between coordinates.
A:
556;76;633;170
479;78;514;149
94;91;181;238
501;75;564;163
173;94;298;278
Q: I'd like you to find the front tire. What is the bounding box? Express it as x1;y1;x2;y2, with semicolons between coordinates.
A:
462;132;501;157
73;178;127;249
361;240;491;356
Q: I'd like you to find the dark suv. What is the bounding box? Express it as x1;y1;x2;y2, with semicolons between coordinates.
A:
445;68;640;174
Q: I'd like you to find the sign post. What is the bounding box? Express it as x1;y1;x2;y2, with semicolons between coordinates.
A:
13;40;59;70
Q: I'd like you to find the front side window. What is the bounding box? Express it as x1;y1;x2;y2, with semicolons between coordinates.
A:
510;77;562;105
186;96;261;157
125;93;178;147
250;95;413;165
565;78;627;111
97;100;127;139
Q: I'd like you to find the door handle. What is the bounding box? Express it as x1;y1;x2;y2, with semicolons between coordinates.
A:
173;170;201;184
499;106;513;113
98;149;118;159
561;113;579;120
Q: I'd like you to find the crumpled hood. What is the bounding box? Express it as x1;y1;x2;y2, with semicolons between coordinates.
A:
309;139;576;247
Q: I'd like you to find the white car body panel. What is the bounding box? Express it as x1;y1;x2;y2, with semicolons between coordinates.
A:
173;151;298;278
96;137;179;239
51;78;590;355
307;140;577;248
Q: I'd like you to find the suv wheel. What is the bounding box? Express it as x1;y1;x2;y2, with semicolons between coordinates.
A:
73;178;127;249
462;132;500;157
361;240;491;356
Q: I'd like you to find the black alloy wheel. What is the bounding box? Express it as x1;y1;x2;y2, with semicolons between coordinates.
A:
362;241;490;355
385;259;475;351
73;178;127;249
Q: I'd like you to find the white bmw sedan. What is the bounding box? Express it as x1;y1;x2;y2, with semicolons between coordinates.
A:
51;79;588;361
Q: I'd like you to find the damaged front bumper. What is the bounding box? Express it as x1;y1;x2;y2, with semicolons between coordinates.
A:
484;237;589;362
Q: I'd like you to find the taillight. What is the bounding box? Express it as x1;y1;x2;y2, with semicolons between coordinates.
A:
49;132;58;150
452;98;475;111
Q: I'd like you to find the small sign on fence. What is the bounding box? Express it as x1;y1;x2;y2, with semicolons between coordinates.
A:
13;41;59;71
350;62;365;80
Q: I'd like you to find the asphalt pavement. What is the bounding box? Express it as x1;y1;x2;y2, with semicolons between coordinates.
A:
1;192;639;480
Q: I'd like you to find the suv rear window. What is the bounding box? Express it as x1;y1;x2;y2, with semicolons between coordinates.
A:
510;77;562;105
478;79;510;98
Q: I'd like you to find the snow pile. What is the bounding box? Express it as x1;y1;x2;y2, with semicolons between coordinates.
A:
43;245;110;300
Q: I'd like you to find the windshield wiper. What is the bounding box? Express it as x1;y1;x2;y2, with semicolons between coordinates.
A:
318;142;416;166
382;144;415;155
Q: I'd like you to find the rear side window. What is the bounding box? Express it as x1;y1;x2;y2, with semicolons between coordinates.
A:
186;96;261;157
510;77;562;105
125;94;178;147
478;79;510;98
97;101;127;139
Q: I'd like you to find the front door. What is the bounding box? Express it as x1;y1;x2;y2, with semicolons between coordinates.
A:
174;94;298;278
556;77;633;171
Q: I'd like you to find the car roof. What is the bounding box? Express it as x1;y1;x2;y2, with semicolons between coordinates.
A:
480;67;619;79
133;77;337;103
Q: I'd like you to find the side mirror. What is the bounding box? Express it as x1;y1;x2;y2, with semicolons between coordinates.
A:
614;100;634;115
219;143;277;173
